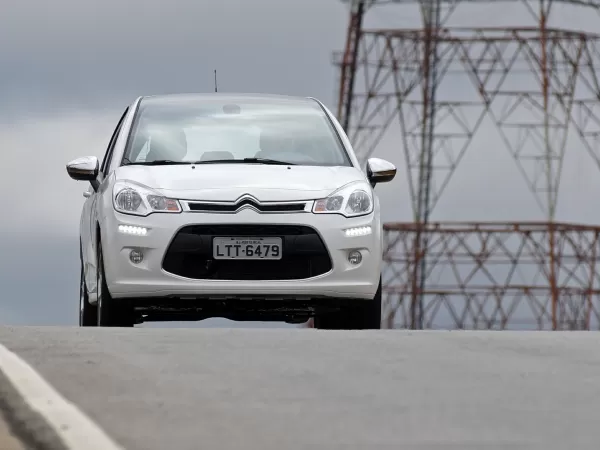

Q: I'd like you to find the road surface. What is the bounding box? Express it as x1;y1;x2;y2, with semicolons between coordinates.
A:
0;327;598;449
0;409;23;450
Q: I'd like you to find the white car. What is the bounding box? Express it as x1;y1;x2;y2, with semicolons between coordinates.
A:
67;93;396;329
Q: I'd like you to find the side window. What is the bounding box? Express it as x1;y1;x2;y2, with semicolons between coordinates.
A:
100;107;129;177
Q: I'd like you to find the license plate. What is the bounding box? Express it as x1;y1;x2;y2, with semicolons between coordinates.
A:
212;237;282;260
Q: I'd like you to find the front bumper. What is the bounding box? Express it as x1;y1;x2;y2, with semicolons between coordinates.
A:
101;208;382;301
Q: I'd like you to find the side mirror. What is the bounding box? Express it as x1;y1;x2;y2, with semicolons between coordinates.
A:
66;156;100;191
366;157;396;186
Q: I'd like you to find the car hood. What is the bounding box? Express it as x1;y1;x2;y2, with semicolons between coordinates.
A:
114;164;367;201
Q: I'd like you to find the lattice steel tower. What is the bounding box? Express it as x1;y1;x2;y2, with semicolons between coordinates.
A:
334;0;600;330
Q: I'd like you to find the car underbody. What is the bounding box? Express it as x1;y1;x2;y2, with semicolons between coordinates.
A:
129;295;377;324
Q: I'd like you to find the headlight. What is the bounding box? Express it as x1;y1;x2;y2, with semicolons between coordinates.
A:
313;182;373;217
113;180;181;216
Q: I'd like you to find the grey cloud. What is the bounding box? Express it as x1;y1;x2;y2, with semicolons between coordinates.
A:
0;236;79;325
0;109;123;236
0;0;348;114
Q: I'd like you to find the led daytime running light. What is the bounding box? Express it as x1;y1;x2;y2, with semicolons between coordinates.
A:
344;226;372;237
118;225;148;236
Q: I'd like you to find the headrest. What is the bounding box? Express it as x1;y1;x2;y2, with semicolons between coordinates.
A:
147;128;188;161
259;131;287;156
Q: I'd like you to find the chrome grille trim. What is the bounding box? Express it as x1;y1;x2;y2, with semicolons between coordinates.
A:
181;195;313;214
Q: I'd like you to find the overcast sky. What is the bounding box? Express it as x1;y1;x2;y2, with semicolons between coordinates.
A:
2;0;600;328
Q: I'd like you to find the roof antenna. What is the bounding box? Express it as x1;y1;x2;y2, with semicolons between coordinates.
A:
214;69;218;92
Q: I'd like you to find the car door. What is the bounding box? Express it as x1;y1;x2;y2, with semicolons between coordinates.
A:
80;184;94;289
83;107;129;294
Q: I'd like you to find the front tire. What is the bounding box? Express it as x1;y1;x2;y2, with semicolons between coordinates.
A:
79;260;98;327
96;242;134;327
313;278;382;330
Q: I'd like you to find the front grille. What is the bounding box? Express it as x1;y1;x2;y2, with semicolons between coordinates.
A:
162;224;333;280
187;200;306;213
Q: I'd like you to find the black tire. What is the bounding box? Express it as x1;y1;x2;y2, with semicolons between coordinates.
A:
96;242;134;327
314;277;382;330
79;251;98;327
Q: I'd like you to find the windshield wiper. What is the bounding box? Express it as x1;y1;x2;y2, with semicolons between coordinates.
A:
192;158;295;165
124;160;191;166
242;157;296;165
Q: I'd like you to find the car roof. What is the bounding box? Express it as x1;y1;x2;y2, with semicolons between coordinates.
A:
137;92;319;108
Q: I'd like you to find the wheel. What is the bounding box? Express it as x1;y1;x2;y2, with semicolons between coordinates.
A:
96;242;134;327
79;254;98;327
313;277;382;330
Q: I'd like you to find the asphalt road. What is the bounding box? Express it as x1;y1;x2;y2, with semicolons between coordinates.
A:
0;410;23;450
0;327;599;450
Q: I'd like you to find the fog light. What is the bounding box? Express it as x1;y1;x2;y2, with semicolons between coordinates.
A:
344;226;372;237
118;225;148;236
129;249;144;264
348;250;362;265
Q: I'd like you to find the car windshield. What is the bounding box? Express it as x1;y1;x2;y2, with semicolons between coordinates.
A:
122;96;352;167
